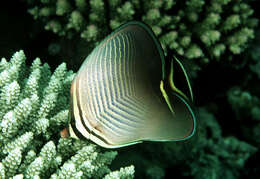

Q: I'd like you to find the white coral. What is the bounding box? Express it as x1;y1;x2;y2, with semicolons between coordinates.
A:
0;50;134;178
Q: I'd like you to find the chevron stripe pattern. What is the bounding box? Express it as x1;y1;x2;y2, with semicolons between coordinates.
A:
69;22;196;148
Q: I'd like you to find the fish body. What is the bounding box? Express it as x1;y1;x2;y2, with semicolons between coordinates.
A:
66;21;196;148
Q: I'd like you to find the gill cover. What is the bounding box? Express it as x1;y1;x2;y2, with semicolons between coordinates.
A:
68;21;196;148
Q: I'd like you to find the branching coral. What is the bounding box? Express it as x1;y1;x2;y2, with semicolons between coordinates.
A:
24;0;258;67
186;108;257;179
227;87;260;145
0;50;134;178
227;87;260;120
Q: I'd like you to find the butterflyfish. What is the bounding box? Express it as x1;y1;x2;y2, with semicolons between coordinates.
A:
63;21;196;148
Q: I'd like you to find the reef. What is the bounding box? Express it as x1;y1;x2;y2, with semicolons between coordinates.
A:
0;51;134;178
23;0;258;71
0;0;259;178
